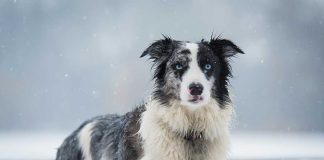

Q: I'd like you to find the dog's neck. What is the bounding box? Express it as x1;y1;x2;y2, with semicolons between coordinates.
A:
139;98;233;160
141;99;233;140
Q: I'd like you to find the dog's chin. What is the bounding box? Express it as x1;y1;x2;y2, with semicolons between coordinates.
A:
180;96;210;111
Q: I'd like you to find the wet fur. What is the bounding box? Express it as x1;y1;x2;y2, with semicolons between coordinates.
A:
56;36;244;160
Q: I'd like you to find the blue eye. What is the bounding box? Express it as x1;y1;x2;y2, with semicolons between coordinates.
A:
175;64;183;70
204;64;211;70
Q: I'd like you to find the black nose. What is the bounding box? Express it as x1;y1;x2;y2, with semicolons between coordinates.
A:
189;83;203;96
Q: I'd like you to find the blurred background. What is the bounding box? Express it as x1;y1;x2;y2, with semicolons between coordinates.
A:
0;0;323;159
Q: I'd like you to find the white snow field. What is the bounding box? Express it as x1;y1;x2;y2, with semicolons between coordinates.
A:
0;131;323;160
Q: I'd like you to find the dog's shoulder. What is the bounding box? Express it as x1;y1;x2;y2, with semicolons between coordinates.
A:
91;105;145;159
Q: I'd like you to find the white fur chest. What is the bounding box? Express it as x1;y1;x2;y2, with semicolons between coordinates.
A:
139;100;233;160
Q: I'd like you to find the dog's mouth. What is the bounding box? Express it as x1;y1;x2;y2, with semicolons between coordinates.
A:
188;95;203;103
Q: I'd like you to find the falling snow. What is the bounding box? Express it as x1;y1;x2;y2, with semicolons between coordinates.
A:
0;1;324;159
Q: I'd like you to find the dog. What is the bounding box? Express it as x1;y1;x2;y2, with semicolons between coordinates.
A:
56;36;244;160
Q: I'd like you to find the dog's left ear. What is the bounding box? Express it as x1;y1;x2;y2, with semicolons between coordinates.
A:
140;36;174;61
209;38;244;57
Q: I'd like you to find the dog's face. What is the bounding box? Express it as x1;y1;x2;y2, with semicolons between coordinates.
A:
141;36;244;110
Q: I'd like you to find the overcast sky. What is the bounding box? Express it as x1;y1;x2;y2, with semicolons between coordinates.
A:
0;0;323;132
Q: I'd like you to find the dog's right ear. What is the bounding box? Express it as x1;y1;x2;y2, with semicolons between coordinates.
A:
140;36;174;61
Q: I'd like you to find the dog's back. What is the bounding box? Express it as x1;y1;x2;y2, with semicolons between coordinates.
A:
56;106;145;160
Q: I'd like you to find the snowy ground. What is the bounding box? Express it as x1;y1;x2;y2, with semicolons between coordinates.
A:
0;131;323;160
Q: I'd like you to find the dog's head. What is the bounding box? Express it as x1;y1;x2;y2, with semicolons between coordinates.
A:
141;36;244;110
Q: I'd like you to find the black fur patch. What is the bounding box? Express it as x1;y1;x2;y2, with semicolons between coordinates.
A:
201;36;244;107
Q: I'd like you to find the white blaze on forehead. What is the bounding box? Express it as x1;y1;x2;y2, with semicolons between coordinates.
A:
180;43;212;109
184;42;204;81
186;43;199;58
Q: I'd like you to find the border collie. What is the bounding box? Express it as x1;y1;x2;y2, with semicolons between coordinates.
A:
56;36;244;160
